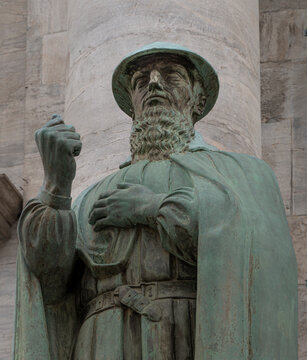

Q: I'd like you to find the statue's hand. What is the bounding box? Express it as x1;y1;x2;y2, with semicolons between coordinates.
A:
88;183;163;231
35;114;82;196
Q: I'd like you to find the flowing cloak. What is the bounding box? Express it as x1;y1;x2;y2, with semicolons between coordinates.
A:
14;140;298;359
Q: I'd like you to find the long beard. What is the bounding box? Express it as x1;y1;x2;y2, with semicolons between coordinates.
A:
130;107;195;162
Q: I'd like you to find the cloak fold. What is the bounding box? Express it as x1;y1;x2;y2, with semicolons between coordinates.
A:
14;149;298;359
172;151;297;360
14;249;51;359
14;249;78;360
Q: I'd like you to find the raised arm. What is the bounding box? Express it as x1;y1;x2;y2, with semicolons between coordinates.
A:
18;114;82;304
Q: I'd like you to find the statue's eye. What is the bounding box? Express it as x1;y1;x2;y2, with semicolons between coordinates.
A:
132;76;147;90
167;71;185;82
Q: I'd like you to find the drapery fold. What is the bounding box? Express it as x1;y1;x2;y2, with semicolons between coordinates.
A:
14;148;298;359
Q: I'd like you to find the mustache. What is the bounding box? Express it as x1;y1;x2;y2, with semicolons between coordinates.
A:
142;90;171;107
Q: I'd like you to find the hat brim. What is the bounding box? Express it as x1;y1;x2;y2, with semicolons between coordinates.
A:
112;42;219;121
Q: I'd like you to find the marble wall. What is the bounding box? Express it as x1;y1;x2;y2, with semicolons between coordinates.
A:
260;0;307;358
0;0;26;193
0;0;26;357
0;0;68;357
23;0;68;202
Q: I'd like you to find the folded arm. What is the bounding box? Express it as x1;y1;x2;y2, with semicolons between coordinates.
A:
88;183;198;266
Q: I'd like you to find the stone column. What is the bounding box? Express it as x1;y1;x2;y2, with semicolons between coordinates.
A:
260;1;307;357
65;0;261;198
0;0;26;355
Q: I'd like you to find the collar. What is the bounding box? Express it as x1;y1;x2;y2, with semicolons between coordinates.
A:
119;130;218;169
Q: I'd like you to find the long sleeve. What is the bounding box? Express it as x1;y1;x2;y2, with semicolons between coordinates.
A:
155;187;198;266
18;198;77;304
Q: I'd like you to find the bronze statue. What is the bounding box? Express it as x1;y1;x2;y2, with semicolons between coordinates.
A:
14;43;298;359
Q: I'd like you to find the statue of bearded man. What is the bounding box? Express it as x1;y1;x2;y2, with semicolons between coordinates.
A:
14;43;298;360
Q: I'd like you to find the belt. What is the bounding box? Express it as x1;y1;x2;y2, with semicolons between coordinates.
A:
81;280;196;323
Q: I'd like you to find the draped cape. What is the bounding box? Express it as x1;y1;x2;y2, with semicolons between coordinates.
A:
14;146;298;359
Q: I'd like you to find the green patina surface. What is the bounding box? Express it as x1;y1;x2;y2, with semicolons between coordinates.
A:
14;43;298;359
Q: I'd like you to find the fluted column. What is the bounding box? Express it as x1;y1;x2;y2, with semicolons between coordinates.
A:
65;0;261;197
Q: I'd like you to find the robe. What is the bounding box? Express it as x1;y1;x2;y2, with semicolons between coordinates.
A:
14;134;298;359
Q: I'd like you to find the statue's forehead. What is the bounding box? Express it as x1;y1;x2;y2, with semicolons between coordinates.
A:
127;53;194;75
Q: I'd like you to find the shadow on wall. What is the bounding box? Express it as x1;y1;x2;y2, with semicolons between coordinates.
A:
0;174;23;241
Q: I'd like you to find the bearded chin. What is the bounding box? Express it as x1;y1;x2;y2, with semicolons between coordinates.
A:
130;107;195;163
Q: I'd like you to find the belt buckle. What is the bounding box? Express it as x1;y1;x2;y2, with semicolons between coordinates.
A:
95;297;104;312
142;282;157;300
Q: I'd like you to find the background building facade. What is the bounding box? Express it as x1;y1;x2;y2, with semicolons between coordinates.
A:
0;0;306;358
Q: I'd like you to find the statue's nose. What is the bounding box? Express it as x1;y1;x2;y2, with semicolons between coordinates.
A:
148;70;163;91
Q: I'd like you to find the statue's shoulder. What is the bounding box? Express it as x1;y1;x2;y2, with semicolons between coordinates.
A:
185;150;277;187
210;150;280;193
205;149;274;174
187;131;273;173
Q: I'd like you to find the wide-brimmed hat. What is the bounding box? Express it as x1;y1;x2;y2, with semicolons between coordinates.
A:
112;42;219;122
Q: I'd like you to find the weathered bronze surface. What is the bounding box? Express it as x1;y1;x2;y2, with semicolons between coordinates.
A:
14;42;298;359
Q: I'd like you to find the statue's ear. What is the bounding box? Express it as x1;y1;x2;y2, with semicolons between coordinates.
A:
193;95;207;118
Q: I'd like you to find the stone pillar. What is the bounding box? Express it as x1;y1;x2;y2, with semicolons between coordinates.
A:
0;0;26;356
65;0;261;198
260;1;307;357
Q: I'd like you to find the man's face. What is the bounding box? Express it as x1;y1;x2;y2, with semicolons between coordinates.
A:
129;54;195;119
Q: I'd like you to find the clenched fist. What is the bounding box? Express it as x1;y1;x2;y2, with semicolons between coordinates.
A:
35;114;82;197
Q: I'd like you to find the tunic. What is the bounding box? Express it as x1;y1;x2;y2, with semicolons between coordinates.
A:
19;159;200;360
73;159;198;359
